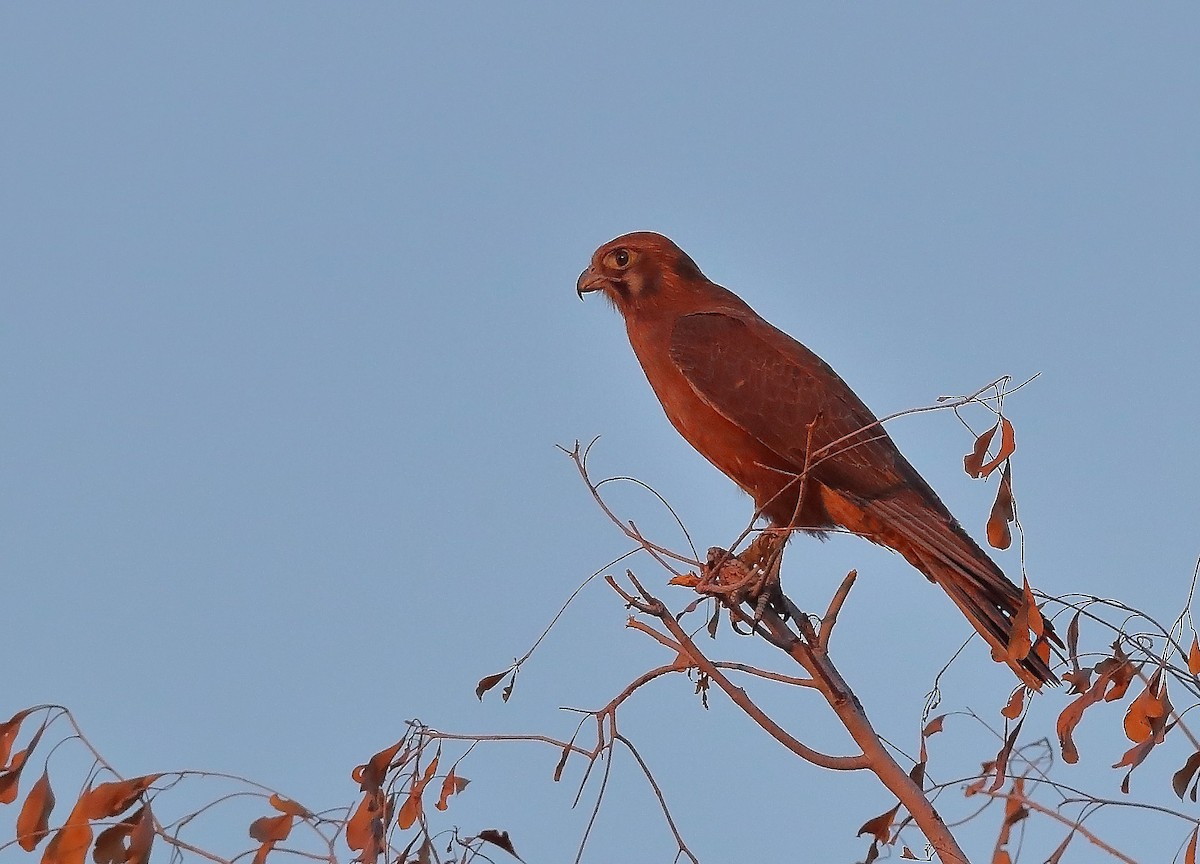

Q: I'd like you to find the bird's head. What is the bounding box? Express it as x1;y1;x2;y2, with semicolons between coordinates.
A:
576;231;707;317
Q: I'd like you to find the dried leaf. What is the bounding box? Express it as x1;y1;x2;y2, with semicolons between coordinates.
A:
477;829;522;860
977;417;1017;478
93;806;150;864
1124;670;1167;743
668;573;700;587
1187;826;1198;864
1045;831;1074;864
921;715;946;739
16;769;54;851
358;740;404;792
127;805;154;864
1057;665;1117;764
81;775;161;821
249;813;294;843
901;847;918;860
857;803;900;843
986;463;1015;550
1189;637;1200;676
1066;611;1081;668
0;722;45;805
435;770;469;811
1173;752;1200;800
989;719;1024;793
396;791;422;831
346;790;383;853
553;744;571;782
1000;687;1026;720
268;793;311;818
964;423;999;478
42;805;92;864
476;671;509;701
0;708;34;768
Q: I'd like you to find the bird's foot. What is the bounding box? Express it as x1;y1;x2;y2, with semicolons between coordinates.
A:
697;530;790;624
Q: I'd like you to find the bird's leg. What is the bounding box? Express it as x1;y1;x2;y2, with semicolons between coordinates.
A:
739;528;790;621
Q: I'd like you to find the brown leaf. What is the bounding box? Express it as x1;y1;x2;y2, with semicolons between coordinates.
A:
1045;831;1074;864
553;744;571;782
42;805;92;864
977;417;1017;478
16;769;54;851
81;775;161;821
93;806;150;864
477;829;522;860
1000;686;1026;721
358;740;404;792
1057;664;1117;764
964;423;998;478
986;463;1015;550
249;813;294;843
1173;751;1200;800
126;806;154;864
1189;636;1200;676
435;770;469;811
921;715;946;738
268;793;311;818
396;791;422;831
1066;611;1081;667
1124;670;1167;743
346;790;383;854
0;721;45;805
989;719;1024;793
1187;826;1198;864
857;803;900;843
476;671;509;701
0;708;34;768
901;847;918;860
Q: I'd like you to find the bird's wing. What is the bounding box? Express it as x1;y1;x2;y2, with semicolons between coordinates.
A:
668;310;933;500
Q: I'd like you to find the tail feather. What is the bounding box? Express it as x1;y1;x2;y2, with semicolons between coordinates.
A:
819;485;1058;688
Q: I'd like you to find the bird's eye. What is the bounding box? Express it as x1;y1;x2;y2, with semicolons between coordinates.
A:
611;248;631;268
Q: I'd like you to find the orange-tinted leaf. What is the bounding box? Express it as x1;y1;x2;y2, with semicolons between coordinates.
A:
1189;637;1200;676
268;793;310;818
396;791;422;830
93;820;134;864
82;775;161;820
16;769;54;851
358;740;404;792
435;770;469;811
1045;831;1074;864
0;708;34;768
0;721;45;805
987;463;1015;550
1057;667;1116;764
922;715;946;738
965;423;999;478
249;813;294;843
668;573;701;587
346;791;382;853
1187;826;1198;864
857;803;900;843
252;841;276;864
964;760;996;796
1124;671;1166;743
1001;686;1026;720
978;417;1017;478
477;829;521;860
127;805;154;864
993;852;1012;864
42;808;92;864
989;719;1023;793
476;671;509;701
1022;579;1044;639
1173;751;1200;800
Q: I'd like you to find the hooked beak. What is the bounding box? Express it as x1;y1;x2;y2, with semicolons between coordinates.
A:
576;266;609;301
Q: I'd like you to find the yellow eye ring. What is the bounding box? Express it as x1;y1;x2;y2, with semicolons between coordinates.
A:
607;248;631;269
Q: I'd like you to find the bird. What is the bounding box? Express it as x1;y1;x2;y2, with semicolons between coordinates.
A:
577;231;1057;688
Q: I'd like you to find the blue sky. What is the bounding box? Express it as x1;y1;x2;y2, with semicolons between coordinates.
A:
4;4;1199;862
